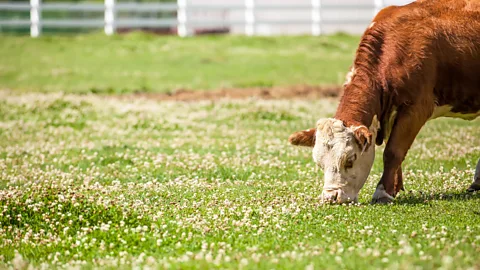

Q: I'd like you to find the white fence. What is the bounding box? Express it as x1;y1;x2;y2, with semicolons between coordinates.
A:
0;0;387;37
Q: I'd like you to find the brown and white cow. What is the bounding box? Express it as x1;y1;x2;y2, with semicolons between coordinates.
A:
289;0;480;204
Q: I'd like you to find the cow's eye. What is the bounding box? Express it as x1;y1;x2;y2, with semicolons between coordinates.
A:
345;154;357;169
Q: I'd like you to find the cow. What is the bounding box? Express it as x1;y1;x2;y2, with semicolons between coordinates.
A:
288;0;480;204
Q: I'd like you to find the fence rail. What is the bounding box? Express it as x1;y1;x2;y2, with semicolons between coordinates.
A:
0;0;385;37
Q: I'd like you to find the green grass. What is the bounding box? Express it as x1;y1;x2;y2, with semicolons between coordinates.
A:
0;91;479;269
0;32;359;93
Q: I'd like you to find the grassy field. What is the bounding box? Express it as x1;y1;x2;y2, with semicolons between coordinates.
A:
0;90;479;269
0;33;358;94
1;33;479;269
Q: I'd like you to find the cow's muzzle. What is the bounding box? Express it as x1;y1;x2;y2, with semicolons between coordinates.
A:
321;189;357;204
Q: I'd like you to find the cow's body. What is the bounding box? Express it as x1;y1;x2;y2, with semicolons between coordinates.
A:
338;0;480;134
289;0;480;203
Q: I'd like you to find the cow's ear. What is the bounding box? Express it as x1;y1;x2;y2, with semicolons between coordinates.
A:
288;128;316;147
353;126;372;153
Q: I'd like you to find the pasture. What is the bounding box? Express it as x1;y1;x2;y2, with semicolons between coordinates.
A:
0;34;479;269
0;33;358;94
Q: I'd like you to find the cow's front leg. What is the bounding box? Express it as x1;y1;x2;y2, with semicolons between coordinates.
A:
467;158;480;192
372;103;433;204
394;166;404;195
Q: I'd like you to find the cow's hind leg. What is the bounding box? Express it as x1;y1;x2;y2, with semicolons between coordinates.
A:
467;158;480;192
372;102;433;204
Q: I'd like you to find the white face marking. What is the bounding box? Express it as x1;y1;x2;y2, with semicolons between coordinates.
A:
430;105;480;120
368;22;376;29
343;67;356;87
313;117;379;203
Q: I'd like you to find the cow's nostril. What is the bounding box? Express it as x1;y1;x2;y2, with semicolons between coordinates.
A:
332;191;338;201
322;190;340;204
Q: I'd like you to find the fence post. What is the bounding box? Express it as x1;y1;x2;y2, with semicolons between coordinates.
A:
177;0;187;37
374;0;383;15
30;0;41;37
311;0;321;36
104;0;115;36
245;0;254;36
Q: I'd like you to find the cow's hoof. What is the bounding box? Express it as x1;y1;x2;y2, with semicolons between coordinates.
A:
467;182;480;192
371;184;395;204
371;196;394;204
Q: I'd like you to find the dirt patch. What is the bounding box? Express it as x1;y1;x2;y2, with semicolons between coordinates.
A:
129;85;342;101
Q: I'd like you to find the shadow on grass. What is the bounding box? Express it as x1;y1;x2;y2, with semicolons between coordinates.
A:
394;190;480;205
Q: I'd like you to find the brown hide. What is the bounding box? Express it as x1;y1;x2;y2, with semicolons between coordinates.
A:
335;0;480;142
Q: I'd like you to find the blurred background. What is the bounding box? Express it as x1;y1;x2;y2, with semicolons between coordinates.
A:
0;0;415;95
0;0;414;36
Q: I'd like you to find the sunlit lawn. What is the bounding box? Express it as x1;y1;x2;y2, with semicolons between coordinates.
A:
0;33;359;94
1;91;479;269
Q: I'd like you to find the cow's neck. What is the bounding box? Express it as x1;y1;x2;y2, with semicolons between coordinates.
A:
334;80;383;130
335;27;387;132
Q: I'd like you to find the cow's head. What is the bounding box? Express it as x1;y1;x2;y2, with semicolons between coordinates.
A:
289;117;379;204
